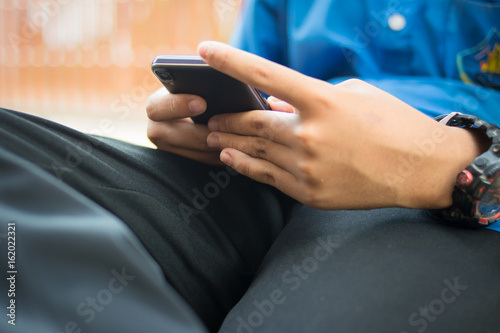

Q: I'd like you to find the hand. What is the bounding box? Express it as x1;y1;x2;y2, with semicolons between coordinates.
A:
199;41;484;210
146;87;223;165
146;87;293;165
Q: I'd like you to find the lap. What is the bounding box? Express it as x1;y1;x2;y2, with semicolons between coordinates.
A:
0;108;292;331
220;207;500;333
0;147;207;333
3;108;498;332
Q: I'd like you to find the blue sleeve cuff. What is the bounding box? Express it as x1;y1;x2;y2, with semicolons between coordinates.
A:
330;76;500;126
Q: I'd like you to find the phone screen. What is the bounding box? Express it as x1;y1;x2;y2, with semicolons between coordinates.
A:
152;55;269;124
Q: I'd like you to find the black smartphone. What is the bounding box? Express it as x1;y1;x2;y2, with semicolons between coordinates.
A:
151;55;270;124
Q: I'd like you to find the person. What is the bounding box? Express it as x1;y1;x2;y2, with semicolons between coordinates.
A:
1;1;499;333
147;0;500;332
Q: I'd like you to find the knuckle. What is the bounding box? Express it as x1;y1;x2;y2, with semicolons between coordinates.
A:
146;88;170;120
295;161;330;208
168;95;177;114
145;100;157;120
255;148;267;159
252;115;276;138
336;78;373;95
254;145;267;159
249;114;266;132
252;115;277;140
297;160;318;183
248;63;270;85
250;137;269;159
221;116;237;133
257;168;276;186
338;78;363;87
234;140;246;151
294;126;318;152
147;122;166;145
312;89;335;109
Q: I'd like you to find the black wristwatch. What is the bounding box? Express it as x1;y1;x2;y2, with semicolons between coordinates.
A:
432;112;500;228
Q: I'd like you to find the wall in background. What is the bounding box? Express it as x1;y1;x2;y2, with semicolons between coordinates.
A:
0;0;241;146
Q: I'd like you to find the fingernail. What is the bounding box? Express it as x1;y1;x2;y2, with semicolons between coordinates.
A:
220;150;232;165
188;98;205;116
268;95;281;103
207;134;220;148
198;41;215;60
208;117;220;131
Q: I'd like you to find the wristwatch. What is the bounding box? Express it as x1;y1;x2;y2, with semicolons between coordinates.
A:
432;112;500;228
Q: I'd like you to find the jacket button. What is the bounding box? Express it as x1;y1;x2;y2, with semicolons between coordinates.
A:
388;13;406;31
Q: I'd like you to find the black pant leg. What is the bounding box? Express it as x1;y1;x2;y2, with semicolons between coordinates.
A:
220;207;500;333
0;147;208;333
0;108;293;332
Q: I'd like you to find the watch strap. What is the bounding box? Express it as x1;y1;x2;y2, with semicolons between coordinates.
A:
431;113;500;228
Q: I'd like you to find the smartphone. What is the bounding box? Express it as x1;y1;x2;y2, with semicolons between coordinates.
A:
151;55;270;124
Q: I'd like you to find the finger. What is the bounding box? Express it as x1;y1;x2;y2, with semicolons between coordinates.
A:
268;96;295;113
208;132;298;174
208;110;298;145
198;41;323;112
219;148;300;197
146;87;207;121
147;120;217;152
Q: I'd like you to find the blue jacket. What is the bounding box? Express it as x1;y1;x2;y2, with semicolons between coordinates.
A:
231;0;500;232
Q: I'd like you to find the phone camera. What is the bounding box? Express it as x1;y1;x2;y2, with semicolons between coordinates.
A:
156;71;175;86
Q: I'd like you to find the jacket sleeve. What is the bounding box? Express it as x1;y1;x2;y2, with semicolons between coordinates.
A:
334;76;500;126
230;0;289;66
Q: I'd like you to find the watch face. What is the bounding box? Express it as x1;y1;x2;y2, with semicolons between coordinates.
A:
477;173;500;224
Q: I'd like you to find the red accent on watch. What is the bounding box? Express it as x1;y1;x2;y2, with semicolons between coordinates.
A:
478;186;486;196
479;217;490;225
456;169;473;188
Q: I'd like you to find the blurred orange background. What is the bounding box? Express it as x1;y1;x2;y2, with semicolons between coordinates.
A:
0;0;242;146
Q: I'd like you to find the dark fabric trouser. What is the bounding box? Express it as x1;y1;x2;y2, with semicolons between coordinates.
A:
0;108;292;332
0;108;499;333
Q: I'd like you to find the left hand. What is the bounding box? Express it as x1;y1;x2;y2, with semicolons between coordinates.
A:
199;41;484;210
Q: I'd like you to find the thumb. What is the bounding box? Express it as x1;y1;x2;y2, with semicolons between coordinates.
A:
268;96;296;113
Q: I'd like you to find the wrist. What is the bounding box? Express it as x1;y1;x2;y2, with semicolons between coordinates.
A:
400;125;486;210
433;126;487;207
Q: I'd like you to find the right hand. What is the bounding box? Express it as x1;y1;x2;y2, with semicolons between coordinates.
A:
146;87;291;165
146;87;223;165
199;41;484;210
